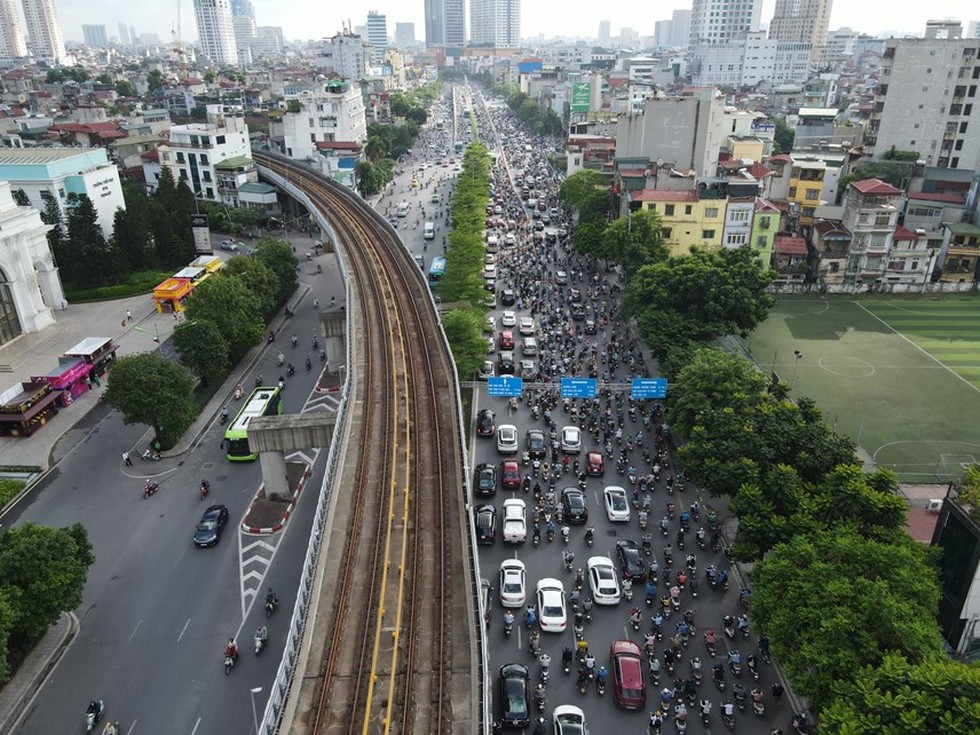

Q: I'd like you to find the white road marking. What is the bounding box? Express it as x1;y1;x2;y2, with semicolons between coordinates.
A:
127;620;142;643
176;618;191;642
189;716;202;735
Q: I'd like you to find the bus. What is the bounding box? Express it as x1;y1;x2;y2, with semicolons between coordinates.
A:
224;386;283;461
454;140;464;154
428;256;447;287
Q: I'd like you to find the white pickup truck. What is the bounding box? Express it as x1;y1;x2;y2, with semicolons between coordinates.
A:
502;498;527;544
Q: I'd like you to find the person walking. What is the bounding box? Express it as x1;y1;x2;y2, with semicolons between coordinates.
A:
126;309;132;322
122;450;132;467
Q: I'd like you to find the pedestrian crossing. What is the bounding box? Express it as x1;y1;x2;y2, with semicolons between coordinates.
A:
239;536;279;617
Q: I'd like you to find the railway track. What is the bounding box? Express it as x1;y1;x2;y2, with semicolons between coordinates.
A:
256;153;471;734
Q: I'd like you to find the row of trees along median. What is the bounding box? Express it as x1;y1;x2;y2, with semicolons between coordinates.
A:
104;239;298;449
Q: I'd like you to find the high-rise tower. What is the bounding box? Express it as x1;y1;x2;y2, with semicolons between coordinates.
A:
21;0;66;63
193;0;238;66
470;0;519;49
0;0;27;58
768;0;832;56
366;10;387;64
689;0;761;45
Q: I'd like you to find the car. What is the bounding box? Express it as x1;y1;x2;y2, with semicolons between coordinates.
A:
568;287;582;302
587;556;622;606
504;233;517;246
501;310;517;327
502;498;527;544
611;639;646;710
193;504;229;547
615;540;646;582
520;359;536;379
496;424;518;454
476;408;496;437
584;319;597;335
430;192;440;203
478;361;494;380
500;460;521;491
525;428;546;459
560;425;582;454
585;451;604;477
603;486;631;522
500;288;517;306
474;504;496;545
536;578;567;633
484;291;497;308
518;317;535;336
219;239;239;252
555;270;568;285
483;264;497;281
553;705;590;735
498;351;515;375
498;559;527;607
560;487;589;524
486;336;495;354
570;303;587;321
474;463;497;496
498;663;530;728
499;330;515;350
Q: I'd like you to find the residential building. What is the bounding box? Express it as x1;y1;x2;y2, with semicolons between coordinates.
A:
598;20;610;48
752;197;780;267
881;227;939;284
867;37;980;170
82;24;108;50
282;80;367;163
424;0;444;47
938;222;980;282
691;32;812;87
317;30;367;81
230;0;256;65
0;148;124;240
470;0;520;49
193;0;238;66
0;180;63;339
812;218;851;284
788;158;826;227
444;0;466;49
117;21;130;46
820;27;858;66
252;26;284;57
723;196;757;250
632;189;725;256
654;21;673;50
925;19;962;39
768;0;832;62
840;178;902;284
21;0;67;64
794;107;859;148
689;0;762;46
565;134;615;176
366;11;387;65
163;109;251;204
212;154;258;208
903;190;969;255
395;22;415;48
772;235;809;284
0;0;27;58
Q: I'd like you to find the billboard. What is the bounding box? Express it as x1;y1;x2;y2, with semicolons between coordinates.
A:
570;83;591;113
191;214;212;255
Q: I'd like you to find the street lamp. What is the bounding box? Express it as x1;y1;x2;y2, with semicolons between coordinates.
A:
791;349;803;388
249;686;263;735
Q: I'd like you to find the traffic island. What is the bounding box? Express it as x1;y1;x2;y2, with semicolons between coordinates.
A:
241;460;309;534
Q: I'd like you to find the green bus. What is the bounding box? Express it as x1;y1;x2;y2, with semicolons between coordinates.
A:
224;386;283;461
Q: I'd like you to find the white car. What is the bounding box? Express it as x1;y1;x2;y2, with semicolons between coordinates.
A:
560;425;582;454
478;361;494;380
483;264;497;281
603;486;631;522
501;310;517;327
496;424;518;454
553;704;590;735
536;578;567;633
518;317;535;336
502;498;527;544
498;559;526;608
587;556;621;606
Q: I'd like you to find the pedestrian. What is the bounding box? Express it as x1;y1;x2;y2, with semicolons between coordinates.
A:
122;450;132;467
126;309;132;322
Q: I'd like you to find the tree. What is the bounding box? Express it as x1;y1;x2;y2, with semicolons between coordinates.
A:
252;238;298;307
820;653;980;735
203;70;217;84
773;117;795;155
0;523;94;646
10;189;29;207
751;529;944;708
560;169;605;211
364;134;391;164
115;79;136;98
105;353;196;447
146;69;164;91
65;193;119;287
111;197;153;272
183;277;264;361
605;209;669;279
222;255;279;319
571;219;609;260
172;320;229;384
0;588;14;683
665;348;768;439
441;308;486;378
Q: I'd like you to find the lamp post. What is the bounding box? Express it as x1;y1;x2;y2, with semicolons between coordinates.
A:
249;686;262;734
791;349;803;388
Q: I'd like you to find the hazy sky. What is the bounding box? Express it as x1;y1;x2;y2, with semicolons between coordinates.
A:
57;0;980;45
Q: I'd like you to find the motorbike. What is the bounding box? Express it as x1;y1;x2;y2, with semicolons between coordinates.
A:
504;615;514;638
141;448;161;461
255;630;267;655
576;672;588;695
234;384;244;400
286;363;295;377
224;652;237;675
219;408;229;425
584;527;594;547
85;700;105;732
143;480;159;499
722;711;736;731
265;595;278;618
199;481;209;500
596;674;606;695
752;698;765;717
534;687;547;712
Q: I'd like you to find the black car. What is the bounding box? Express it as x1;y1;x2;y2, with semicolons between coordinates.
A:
475;504;497;545
498;351;515;375
498;663;530;728
476;409;496;437
525;429;546;459
500;289;517;306
570;303;587;321
560;487;589;525
616;540;646;582
193;504;230;547
475;463;497;497
584;319;597;335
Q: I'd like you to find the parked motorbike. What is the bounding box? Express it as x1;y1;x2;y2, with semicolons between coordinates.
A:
141;448;161;461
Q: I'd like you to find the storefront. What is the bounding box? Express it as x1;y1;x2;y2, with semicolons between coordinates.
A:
63;337;117;378
152;277;193;313
0;381;62;437
31;357;92;406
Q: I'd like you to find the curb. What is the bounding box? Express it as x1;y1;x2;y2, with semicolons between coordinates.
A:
240;462;310;535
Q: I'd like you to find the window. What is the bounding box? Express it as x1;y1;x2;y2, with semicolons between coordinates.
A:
205;187;214;199
202;171;212;182
805;189;820;200
685;205;693;215
664;204;675;216
216;135;226;144
661;227;672;238
952;157;960;168
789;187;797;198
705;207;719;218
956;140;964;150
828;262;839;273
176;152;185;163
961;122;969;133
727;233;747;246
887;260;904;271
200;154;208;165
966;105;973;115
308;117;314;127
702;229;716;239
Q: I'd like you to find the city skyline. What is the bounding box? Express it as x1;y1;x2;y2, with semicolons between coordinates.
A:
52;0;980;46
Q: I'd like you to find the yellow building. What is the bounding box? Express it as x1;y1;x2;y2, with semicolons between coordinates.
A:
633;190;725;257
787;159;826;227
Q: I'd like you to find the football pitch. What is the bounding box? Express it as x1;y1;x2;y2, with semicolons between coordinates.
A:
741;294;980;482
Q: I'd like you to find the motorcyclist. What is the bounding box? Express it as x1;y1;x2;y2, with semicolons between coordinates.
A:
220;406;229;421
700;698;712;717
525;605;537;628
722;700;735;718
561;646;573;671
255;625;268;644
266;587;279;608
771;681;784;704
87;700;101;716
737;614;750;634
539;652;551;678
224;638;239;662
728;649;742;666
200;478;210;493
583;652;596;673
503;610;514;632
712;663;725;683
596;665;608;687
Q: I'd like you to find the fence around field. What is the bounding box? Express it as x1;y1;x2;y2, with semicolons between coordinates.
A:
771;280;979;295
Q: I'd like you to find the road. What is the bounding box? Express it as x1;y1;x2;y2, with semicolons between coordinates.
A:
8;251;335;734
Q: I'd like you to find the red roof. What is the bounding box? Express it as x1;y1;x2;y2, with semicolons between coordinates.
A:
907;191;965;204
754;198;780;214
766;154;792;164
619;169;647;177
850;178;902;196
774;236;808;255
814;219;851;239
893;226;918;241
632;189;698;203
747;161;770;180
314;141;362;151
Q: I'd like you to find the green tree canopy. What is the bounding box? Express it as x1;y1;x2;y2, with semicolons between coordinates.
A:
751;529;944;708
222;255;280;319
606;209;669;279
442;308;487;378
773;117;795;155
183;276;264;361
252;238;298;307
820;653;980;735
172;320;229;384
146;69;164;91
105;353;196;447
559;169;605;210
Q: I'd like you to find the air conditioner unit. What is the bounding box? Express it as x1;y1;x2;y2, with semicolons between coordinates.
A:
927;499;943;514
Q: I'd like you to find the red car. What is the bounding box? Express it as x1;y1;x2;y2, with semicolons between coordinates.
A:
499;330;515;350
586;451;605;477
501;460;521;491
611;639;646;710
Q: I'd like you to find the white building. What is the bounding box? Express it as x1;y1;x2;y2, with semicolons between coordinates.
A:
316;30;367;81
768;0;832;60
395;22;415;48
82;24;108;49
598;20;611;47
470;0;520;49
164;109;251;204
282;80;367;161
692;32;812;87
230;0;256;65
820;27;858;67
193;0;238;67
21;0;67;64
252;26;284;57
671;9;691;49
867;37;980;171
0;0;27;59
366;11;387;64
689;0;761;46
0;148;124;241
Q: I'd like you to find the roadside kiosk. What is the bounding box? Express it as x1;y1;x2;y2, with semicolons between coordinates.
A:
31;357;92;406
0;381;62;437
62;337;117;378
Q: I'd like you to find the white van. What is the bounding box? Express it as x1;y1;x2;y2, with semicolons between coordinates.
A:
486;234;499;251
396;201;409;218
423;222;435;240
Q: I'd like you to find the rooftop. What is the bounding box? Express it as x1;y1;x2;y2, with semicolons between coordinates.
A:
632;189;698;203
0;148;106;165
774;235;808;255
907;191;965;204
850;178;902;196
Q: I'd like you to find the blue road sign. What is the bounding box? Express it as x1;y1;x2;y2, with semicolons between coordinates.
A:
487;376;524;397
561;377;597;399
631;378;668;400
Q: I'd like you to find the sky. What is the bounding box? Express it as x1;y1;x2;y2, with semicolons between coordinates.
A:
57;0;980;46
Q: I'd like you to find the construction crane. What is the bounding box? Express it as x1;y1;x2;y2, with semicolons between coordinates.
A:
171;0;187;80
